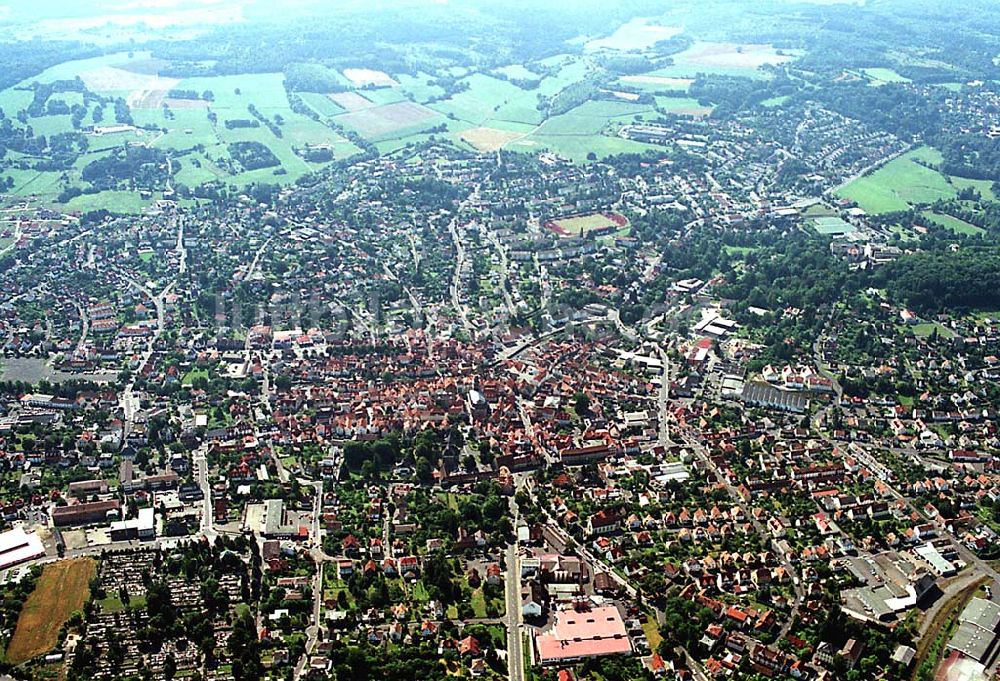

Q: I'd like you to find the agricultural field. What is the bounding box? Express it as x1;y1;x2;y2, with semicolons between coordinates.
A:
396;72;446;103
459;126;527;152
335;101;442;139
342;68;398;88
584;18;683;52
6;558;96;665
545;211;628;237
512;133;659;162
329;91;375;111
0;52;366;212
618;75;693;91
431;74;538;125
299;92;344;118
493;64;540;80
837;147;964;213
656;96;714;117
643;42;796;79
537;99;656;136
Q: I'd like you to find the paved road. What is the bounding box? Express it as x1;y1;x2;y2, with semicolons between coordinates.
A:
657;346;671;445
175;215;187;275
504;543;525;681
194;447;216;541
675;423;805;637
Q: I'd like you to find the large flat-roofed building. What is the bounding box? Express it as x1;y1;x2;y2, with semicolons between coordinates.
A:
535;605;632;665
841;553;936;623
0;527;45;570
914;543;956;577
109;507;156;541
263;499;301;539
741;381;809;414
946;598;1000;664
52;499;121;527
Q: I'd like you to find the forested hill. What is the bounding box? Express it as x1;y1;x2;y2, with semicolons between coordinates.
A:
874;248;1000;315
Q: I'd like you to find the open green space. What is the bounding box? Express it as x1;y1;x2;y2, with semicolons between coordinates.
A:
493;64;540;80
0;54;364;210
584;18;683;52
860;67;912;85
656;96;714;116
639;42;796;80
431;74;537;125
919;210;985;236
911;322;956;338
299;92;344;118
536;99;655;135
837;147;961;213
511;132;659;162
182;367;210;386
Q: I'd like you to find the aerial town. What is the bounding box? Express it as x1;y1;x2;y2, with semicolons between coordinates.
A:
2;2;1000;681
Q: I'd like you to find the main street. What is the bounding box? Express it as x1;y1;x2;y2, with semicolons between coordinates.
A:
505;486;526;681
120;276;172;442
504;543;525;681
194;445;216;541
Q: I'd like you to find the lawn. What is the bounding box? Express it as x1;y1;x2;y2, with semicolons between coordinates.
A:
182;368;210;386
911;322;955;339
642;614;663;650
723;245;759;256
470;588;488;618
837;147;959;213
98;593;146;613
7;558;96;664
411;580;431;603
